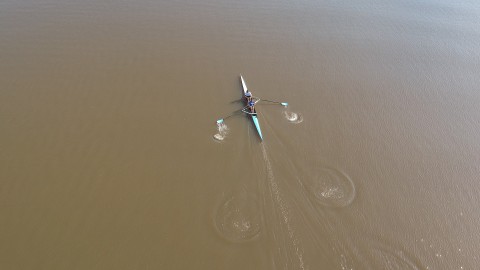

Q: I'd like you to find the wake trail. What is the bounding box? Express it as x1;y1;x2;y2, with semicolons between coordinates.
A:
260;143;307;270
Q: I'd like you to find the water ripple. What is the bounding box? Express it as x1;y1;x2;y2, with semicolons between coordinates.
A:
214;192;261;243
304;167;355;207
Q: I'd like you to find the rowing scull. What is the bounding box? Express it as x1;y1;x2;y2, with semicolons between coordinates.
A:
240;75;263;141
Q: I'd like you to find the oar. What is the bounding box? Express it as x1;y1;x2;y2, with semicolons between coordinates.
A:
216;107;247;124
259;99;288;106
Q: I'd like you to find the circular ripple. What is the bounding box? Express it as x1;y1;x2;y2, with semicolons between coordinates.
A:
214;194;261;242
284;111;303;124
305;167;355;207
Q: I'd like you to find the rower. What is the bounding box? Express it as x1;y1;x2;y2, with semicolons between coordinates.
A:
245;91;252;102
248;100;256;113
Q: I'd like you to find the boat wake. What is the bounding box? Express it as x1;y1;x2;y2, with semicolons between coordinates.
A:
284;111;303;124
260;144;307;270
366;244;422;269
213;122;229;141
339;236;425;270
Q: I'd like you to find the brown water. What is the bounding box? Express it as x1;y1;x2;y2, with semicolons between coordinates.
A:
1;0;480;269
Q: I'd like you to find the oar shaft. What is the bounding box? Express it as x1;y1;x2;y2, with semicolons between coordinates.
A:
259;99;288;106
216;106;248;124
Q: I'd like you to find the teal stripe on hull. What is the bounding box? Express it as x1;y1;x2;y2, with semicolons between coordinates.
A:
252;115;263;141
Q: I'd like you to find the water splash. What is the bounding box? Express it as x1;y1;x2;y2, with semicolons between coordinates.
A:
213;122;229;141
284;111;303;124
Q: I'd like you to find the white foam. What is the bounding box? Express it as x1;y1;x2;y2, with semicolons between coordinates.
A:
213;134;225;141
217;122;229;133
213;123;229;141
284;111;304;124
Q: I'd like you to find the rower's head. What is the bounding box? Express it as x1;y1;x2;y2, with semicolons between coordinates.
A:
245;91;252;97
248;100;255;106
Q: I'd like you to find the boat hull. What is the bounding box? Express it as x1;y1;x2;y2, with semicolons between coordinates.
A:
240;75;263;141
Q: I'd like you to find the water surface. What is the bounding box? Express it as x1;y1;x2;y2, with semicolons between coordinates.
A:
1;0;479;269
